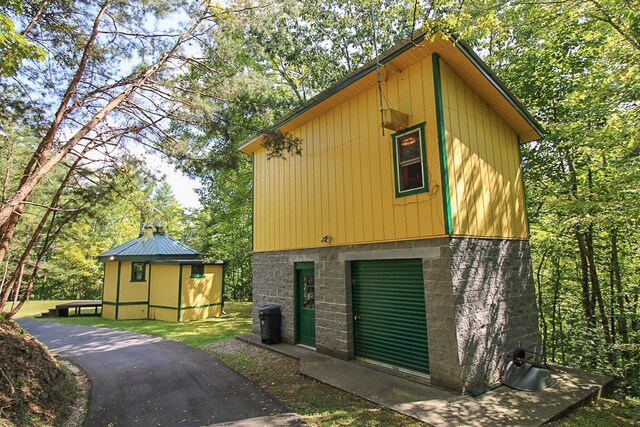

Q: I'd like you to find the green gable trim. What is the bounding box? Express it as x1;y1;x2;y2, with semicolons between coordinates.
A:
391;122;428;198
268;33;429;133
177;265;183;322
240;32;543;150
115;262;122;319
453;40;544;139
432;53;453;235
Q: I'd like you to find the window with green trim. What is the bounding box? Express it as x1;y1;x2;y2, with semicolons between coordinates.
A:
131;262;146;282
392;123;428;197
191;264;204;278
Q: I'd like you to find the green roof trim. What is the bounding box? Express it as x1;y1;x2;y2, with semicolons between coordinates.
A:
241;31;543;150
453;39;544;139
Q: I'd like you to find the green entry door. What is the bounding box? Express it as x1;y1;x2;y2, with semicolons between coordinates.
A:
295;262;316;347
352;259;429;374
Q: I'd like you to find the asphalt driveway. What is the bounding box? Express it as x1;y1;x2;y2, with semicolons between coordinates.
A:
19;320;291;426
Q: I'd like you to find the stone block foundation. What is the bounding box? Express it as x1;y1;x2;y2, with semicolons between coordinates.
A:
252;237;540;393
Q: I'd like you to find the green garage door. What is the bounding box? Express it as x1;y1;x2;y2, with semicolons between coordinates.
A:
352;259;429;374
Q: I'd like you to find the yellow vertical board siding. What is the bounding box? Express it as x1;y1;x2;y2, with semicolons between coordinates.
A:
103;262;118;301
440;61;528;239
118;304;147;319
149;264;179;308
149;307;177;322
102;304;116;319
180;264;223;311
252;55;447;252
118;261;149;302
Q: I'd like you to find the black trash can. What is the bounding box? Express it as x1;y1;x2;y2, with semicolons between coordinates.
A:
259;304;281;344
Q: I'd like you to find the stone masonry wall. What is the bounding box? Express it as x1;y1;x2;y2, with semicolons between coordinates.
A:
252;237;540;394
450;238;541;392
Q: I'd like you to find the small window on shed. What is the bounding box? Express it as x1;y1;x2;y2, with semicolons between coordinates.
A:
191;264;204;278
131;262;146;282
392;123;428;197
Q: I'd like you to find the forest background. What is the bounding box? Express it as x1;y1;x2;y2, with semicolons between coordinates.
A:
1;0;638;396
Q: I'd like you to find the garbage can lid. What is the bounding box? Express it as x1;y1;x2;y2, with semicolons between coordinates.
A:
259;304;281;314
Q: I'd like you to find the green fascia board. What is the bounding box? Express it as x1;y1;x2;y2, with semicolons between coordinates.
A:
452;38;544;139
147;259;226;265
98;254;203;263
239;30;543;150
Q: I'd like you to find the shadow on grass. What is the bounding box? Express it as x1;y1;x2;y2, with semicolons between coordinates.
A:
23;301;253;348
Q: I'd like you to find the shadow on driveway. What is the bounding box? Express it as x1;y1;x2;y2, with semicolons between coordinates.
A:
19;320;291;426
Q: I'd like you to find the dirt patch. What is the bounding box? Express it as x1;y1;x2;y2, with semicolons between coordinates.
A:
206;339;424;427
0;316;80;426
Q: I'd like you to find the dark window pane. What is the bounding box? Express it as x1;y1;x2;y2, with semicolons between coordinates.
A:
131;262;145;281
191;264;204;278
400;161;423;191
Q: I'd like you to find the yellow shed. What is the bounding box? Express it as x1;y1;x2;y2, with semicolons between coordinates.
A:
241;32;543;394
98;230;226;322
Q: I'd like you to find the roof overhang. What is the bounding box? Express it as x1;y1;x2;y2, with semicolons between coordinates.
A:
239;32;543;155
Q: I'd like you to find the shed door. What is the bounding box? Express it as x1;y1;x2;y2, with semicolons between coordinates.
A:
352;259;429;374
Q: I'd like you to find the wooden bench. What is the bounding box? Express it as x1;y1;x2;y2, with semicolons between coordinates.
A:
54;300;102;317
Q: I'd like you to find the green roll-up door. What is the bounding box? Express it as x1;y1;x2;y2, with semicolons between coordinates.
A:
352;259;429;374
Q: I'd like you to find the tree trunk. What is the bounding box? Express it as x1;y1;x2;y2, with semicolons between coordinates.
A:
611;229;630;360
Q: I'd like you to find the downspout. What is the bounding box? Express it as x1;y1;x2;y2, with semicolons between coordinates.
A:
177;264;183;322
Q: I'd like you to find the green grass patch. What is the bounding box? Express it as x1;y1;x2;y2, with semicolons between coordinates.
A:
550;397;640;426
20;301;252;348
208;341;424;427
14;300;74;318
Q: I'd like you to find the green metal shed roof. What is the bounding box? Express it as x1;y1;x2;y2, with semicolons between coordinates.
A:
97;232;202;262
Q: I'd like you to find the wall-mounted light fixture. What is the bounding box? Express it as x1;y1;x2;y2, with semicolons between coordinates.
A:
320;235;333;243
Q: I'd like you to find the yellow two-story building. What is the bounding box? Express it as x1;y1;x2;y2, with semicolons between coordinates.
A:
241;32;542;393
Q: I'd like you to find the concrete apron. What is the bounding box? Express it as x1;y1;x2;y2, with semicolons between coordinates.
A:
239;334;613;427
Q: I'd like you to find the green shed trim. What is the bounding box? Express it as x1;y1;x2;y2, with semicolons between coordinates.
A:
148;304;178;310
101;264;106;304
102;300;148;307
115;262;121;319
221;262;227;313
432;53;453;235
177;265;183;322
147;264;152;319
181;302;224;310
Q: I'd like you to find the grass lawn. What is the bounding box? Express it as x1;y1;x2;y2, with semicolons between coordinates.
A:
17;300;252;348
16;300;640;426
